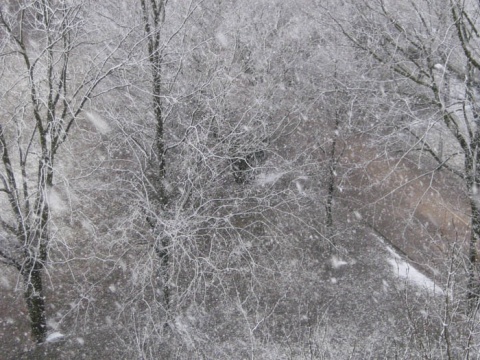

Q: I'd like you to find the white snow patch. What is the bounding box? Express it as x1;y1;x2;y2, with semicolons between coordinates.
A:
374;234;444;295
85;111;111;134
46;332;64;343
256;172;285;186
387;254;443;295
331;256;348;269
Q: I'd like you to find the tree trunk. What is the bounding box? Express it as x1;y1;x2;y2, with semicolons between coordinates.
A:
140;0;170;322
325;82;340;247
468;195;480;307
155;236;170;313
23;261;47;344
465;146;480;308
325;150;336;237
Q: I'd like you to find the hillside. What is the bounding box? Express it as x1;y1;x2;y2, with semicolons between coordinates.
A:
1;139;470;359
5;221;450;359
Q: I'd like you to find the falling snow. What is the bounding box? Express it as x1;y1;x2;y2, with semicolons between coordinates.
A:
331;256;348;269
255;172;285;186
47;188;67;212
46;332;64;343
85;111;111;134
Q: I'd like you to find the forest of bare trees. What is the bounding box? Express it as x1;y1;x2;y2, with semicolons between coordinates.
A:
1;0;480;358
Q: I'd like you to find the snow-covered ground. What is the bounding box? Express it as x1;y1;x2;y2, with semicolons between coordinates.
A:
375;235;444;295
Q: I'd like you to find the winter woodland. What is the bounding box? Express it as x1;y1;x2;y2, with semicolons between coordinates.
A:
1;0;480;358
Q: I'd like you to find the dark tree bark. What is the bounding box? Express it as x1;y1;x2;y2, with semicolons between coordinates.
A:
325;126;337;237
466;153;480;306
139;0;171;315
22;263;47;343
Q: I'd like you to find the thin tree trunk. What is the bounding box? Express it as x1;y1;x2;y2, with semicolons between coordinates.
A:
465;143;480;308
325;140;336;236
150;27;170;318
140;0;170;317
23;261;47;343
155;236;170;313
326;66;340;246
468;195;480;307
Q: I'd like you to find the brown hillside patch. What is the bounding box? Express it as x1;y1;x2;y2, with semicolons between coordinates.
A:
340;134;469;274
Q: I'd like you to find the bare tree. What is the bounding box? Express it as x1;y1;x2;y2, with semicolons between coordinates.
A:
0;0;127;343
